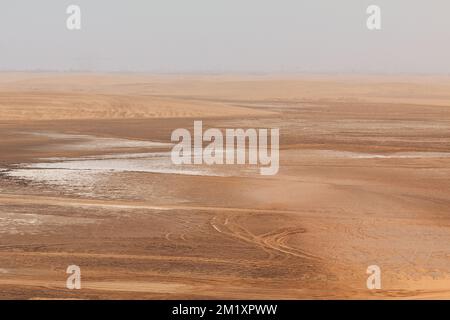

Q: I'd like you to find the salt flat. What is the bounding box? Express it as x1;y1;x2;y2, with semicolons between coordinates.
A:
0;74;449;299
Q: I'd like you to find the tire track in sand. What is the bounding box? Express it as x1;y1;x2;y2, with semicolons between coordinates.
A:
210;214;321;262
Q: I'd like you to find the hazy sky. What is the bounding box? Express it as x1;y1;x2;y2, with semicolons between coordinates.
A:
1;0;450;73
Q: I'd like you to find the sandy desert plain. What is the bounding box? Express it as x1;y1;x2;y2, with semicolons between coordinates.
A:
0;73;449;299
